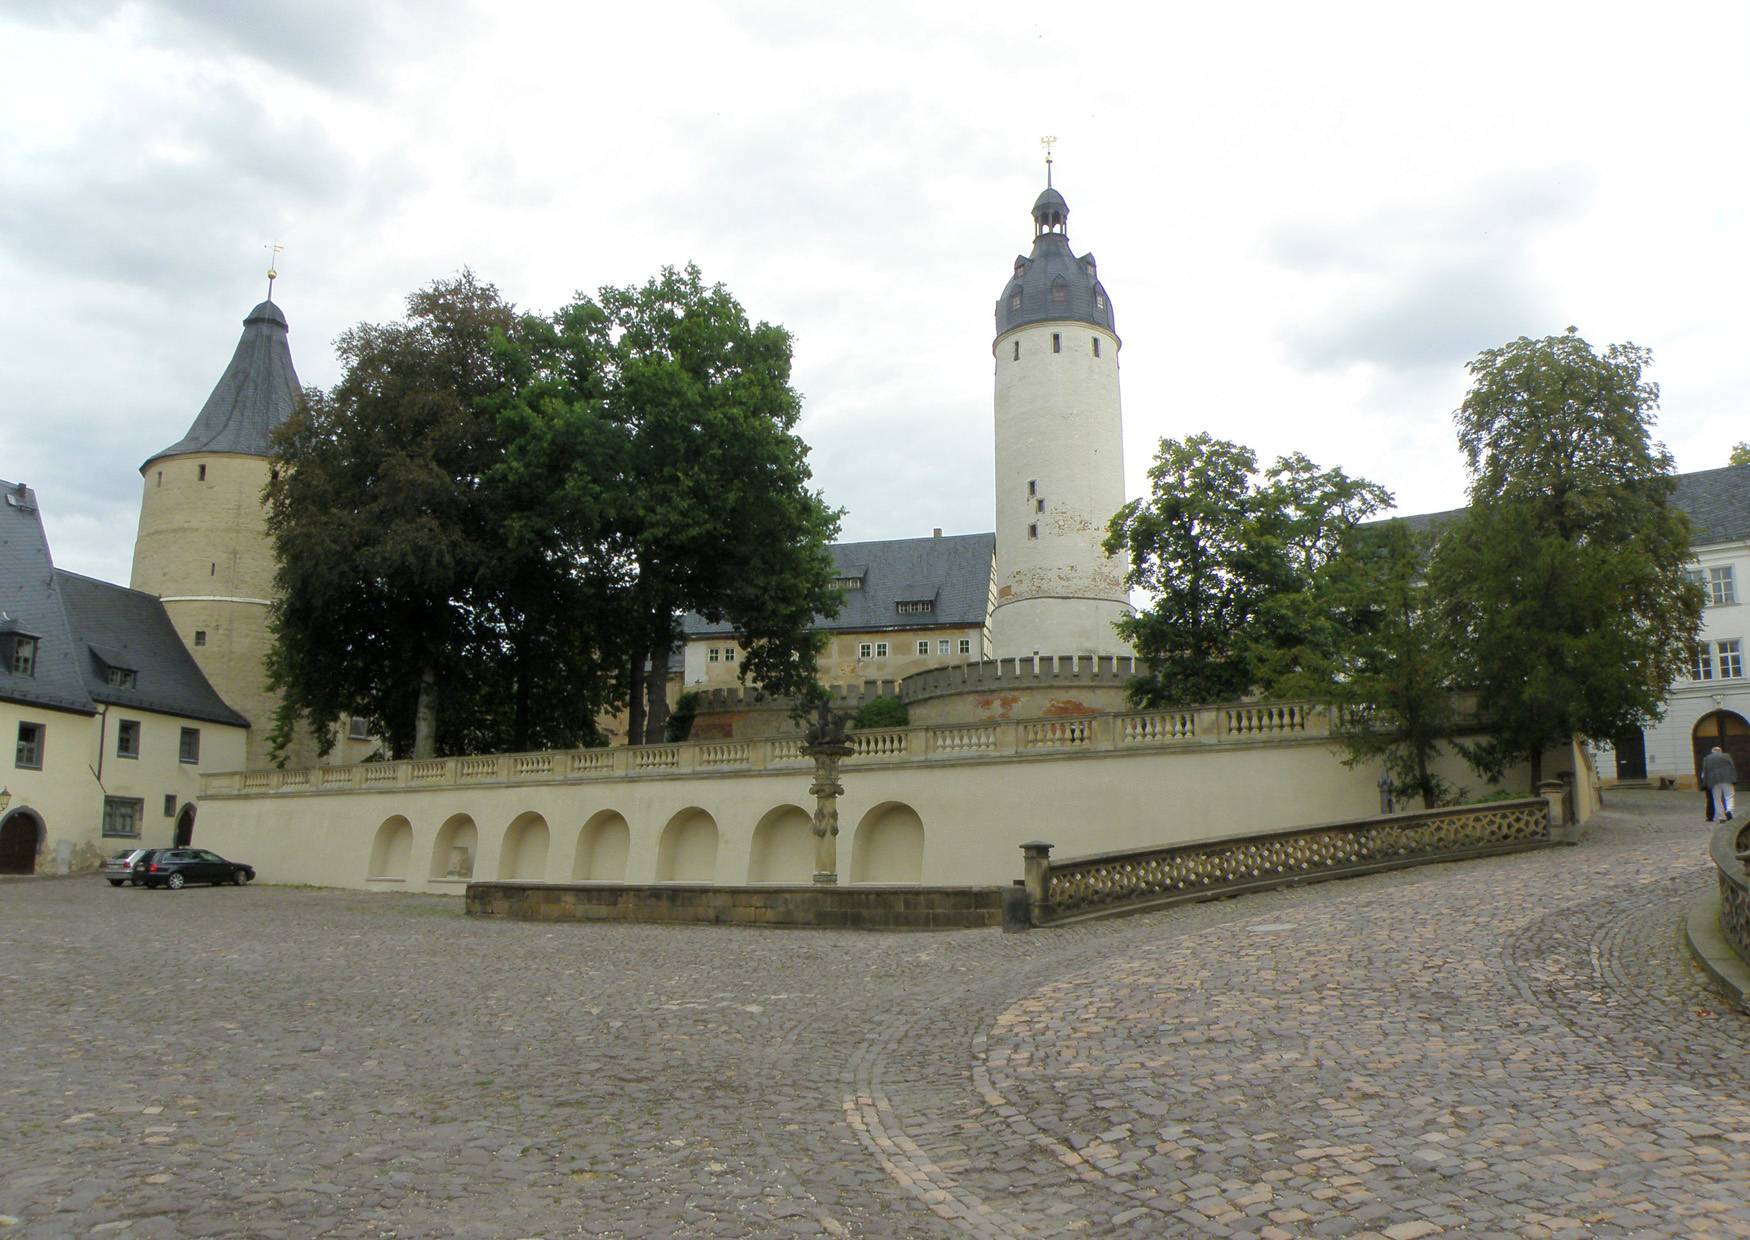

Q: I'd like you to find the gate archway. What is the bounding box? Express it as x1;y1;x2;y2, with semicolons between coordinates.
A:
0;810;43;875
174;804;195;848
1693;710;1750;783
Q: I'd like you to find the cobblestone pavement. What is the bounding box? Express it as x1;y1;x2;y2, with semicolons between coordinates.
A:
2;791;1745;1238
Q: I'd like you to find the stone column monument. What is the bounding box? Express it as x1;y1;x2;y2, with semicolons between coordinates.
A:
800;702;854;885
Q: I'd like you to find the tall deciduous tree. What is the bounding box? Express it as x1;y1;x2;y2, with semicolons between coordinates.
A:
1730;441;1750;466
1104;434;1388;707
1430;330;1703;788
543;265;842;743
1275;520;1461;808
267;272;619;761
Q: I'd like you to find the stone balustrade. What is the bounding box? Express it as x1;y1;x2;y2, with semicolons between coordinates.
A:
1021;796;1558;926
201;700;1336;798
1709;820;1750;968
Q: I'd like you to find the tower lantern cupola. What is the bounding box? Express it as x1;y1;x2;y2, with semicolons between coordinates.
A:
1033;186;1068;237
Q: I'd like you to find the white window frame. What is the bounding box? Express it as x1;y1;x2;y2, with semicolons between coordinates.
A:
724;646;735;663
16;721;45;769
179;727;200;765
858;642;872;660
958;639;972;655
10;636;36;676
938;639;950;655
1719;638;1744;679
1708;565;1738;605
708;647;719;663
875;642;889;658
1692;643;1715;681
116;719;141;759
916;640;930;656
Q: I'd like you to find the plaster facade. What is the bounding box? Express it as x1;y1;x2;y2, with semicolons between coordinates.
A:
194;703;1581;894
990;321;1130;658
2;696;245;874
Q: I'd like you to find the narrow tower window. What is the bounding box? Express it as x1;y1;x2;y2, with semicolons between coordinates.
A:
197;464;207;481
156;471;162;487
1012;340;1019;361
1028;523;1039;540
1036;499;1045;513
1027;480;1036;496
1092;337;1101;358
193;630;207;647
1051;333;1061;354
210;562;216;576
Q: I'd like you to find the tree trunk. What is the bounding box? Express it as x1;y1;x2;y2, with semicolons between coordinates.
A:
1529;747;1543;794
627;646;647;748
512;638;530;754
1416;749;1435;810
413;665;438;759
644;635;672;744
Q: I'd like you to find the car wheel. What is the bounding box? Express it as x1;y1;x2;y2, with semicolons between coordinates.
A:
233;869;251;886
167;873;186;890
107;879;123;887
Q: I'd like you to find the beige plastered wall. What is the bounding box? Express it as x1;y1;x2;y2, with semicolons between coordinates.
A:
684;626;989;692
194;734;1569;894
1;698;245;873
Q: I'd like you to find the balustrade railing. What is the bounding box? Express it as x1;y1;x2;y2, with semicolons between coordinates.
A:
203;699;1356;797
1022;797;1554;925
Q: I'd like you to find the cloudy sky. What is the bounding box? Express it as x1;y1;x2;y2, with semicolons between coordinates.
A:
3;1;1746;585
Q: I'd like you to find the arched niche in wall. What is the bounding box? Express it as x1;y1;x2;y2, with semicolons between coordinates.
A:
850;802;924;884
368;815;414;880
656;808;718;883
498;811;550;881
573;810;630;882
748;804;813;883
430;813;479;881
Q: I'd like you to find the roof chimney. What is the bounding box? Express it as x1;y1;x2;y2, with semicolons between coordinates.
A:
932;528;942;538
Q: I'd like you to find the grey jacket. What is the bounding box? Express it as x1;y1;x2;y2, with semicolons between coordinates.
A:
1702;750;1738;788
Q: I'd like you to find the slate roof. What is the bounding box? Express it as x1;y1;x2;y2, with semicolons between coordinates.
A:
54;571;249;727
1382;461;1750;547
143;299;301;467
0;477;246;726
682;532;996;638
994;184;1116;337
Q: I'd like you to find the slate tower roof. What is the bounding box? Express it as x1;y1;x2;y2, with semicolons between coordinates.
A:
0;478;245;725
994;182;1116;337
143;299;301;468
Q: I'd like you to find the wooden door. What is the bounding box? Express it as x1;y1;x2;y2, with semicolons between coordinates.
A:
0;812;39;874
1693;711;1750;781
1613;730;1647;781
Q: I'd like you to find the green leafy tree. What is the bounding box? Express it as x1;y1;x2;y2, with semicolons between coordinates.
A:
1730;441;1750;466
850;695;909;729
1104;434;1388;707
541;265;842;743
1275;520;1460;808
267;272;619;761
1430;330;1703;789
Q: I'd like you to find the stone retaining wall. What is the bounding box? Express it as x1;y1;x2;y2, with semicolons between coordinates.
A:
465;882;1006;930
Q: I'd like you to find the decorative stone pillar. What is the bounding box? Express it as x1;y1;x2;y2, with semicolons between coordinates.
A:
1537;779;1571;844
801;703;854;885
1021;840;1054;925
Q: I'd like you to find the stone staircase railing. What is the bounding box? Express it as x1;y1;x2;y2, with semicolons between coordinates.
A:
1019;794;1564;926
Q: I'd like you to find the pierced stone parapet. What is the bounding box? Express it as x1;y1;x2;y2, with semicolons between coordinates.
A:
1709;821;1750;967
1030;798;1555;925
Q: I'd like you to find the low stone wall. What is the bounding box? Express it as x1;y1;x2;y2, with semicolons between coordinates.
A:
1709;820;1750;966
465;882;1006;930
1023;796;1562;926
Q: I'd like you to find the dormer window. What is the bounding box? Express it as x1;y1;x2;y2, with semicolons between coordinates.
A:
9;635;37;677
1009;285;1022;311
1095;291;1105;310
833;576;864;591
896;600;934;615
1050;278;1068;306
105;667;137;690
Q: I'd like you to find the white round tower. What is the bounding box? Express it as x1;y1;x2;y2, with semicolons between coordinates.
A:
990;181;1132;657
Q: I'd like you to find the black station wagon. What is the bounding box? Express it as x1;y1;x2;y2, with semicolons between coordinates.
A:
141;849;255;889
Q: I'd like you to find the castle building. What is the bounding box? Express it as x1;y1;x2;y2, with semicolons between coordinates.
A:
989;180;1133;657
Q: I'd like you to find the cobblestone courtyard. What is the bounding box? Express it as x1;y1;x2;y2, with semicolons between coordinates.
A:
2;791;1746;1238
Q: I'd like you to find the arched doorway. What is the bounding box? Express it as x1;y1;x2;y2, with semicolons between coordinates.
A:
0;810;43;875
1693;710;1750;783
174;804;195;848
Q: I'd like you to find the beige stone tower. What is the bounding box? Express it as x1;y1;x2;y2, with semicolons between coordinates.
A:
130;299;302;769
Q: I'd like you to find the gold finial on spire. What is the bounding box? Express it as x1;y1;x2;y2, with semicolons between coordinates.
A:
1040;135;1056;187
264;242;285;301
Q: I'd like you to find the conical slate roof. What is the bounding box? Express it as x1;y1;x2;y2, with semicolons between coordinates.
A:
143;299;301;467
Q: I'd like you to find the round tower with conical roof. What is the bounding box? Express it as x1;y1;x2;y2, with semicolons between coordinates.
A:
130;299;302;769
989;179;1132;657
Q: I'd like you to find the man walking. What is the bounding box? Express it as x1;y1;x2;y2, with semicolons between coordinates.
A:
1702;745;1737;822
